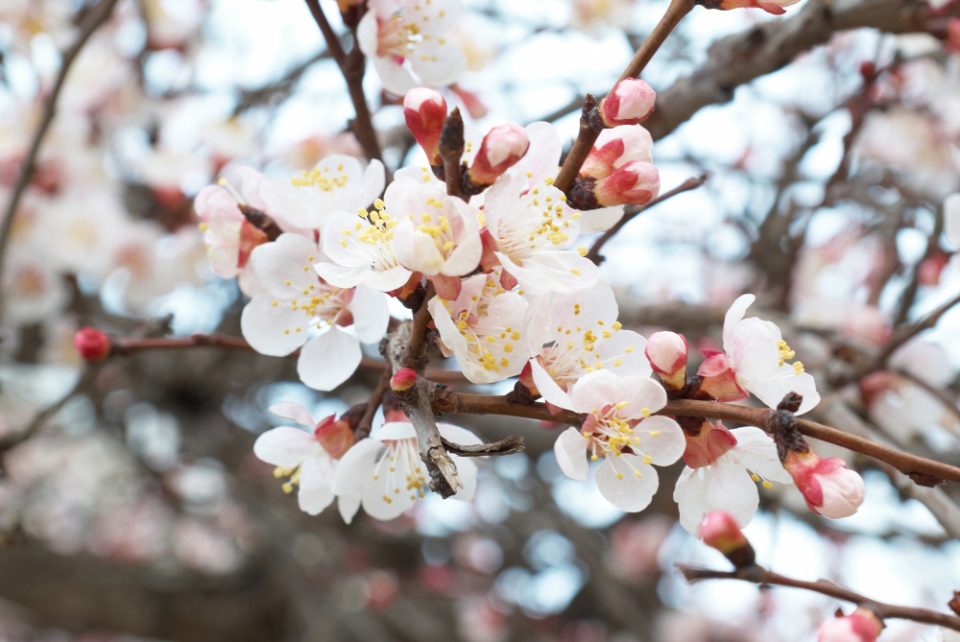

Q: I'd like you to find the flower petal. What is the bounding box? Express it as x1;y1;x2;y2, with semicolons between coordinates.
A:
268;401;315;428
297;455;336;515
634;416;685;466
349;286;390;344
253;427;314;467
297;328;361;391
595;455;658;512
554;427;589;481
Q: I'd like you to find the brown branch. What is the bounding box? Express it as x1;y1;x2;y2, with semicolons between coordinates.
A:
441;435;525;458
232;49;332;116
111;333;255;355
586;174;707;264
0;369;92;456
355;371;390;440
303;0;383;162
677;564;960;631
0;0;120;317
553;0;694;193
870;291;960;372
439;108;465;198
430;391;960;485
402;283;436;371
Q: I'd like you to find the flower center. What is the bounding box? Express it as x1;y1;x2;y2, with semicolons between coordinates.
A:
376;15;422;60
290;164;351;192
582;402;652;465
372;438;428;504
777;339;805;374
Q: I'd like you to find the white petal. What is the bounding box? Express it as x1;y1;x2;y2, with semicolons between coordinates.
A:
729;426;793;484
530;357;574;410
618;376;667;417
241;295;308;356
578;205;624;233
268;401;315;428
349;286;390;344
723;294;756;349
597;330;651;377
945;193;960;248
438;423;483;446
338;493;362;524
451;456;478;501
297;328;362;391
377;422;418;440
747;370;820;414
297;456;336;515
361;458;419;520
634;416;685;466
554;427;589;481
569;370;623;414
373;55;416;95
315;261;368;289
409;40;466;88
253;427;314;467
332;438;383;496
595;455;658;512
249;233;320;297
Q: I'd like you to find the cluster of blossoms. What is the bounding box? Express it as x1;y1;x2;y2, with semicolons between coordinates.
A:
193;84;867;529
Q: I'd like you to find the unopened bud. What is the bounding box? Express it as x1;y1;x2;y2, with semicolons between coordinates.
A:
697;352;747;402
645;331;687;390
580;125;653;180
74;327;111;361
404;88;448;165
594;160;659;207
390;367;418;392
468;123;529;186
783;450;865;519
600;78;656;126
816;608;883;642
698;511;755;568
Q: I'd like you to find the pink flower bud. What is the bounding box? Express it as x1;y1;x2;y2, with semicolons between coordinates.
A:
74;327;111;361
580;125;653;180
594;160;660;206
716;0;801;15
314;414;356;459
468;124;530;186
949;19;960;53
697;352;747;402
699;511;755;568
390;367;418;392
784;450;865;519
817;608;883;642
683;420;737;468
600;78;656;126
404;88;448;165
645;331;688;390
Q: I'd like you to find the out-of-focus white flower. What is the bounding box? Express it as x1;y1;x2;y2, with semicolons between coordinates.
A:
357;0;467;95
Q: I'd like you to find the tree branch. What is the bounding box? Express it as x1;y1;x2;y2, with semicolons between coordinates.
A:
677;563;960;631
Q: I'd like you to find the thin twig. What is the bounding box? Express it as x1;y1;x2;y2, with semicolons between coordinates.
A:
303;0;383;162
0;0;120;317
586;174;707;264
402;283;436;371
0;369;92;455
355;371;390;440
677;564;960;631
870;291;960;372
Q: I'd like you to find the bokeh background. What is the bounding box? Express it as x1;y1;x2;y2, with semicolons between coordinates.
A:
1;0;959;640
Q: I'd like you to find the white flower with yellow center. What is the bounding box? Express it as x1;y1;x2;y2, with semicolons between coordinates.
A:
315;198;413;292
554;370;685;512
526;283;650;410
428;270;529;384
389;176;482;277
241;233;390;390
357;0;467;95
482;173;598;293
260;155;385;231
332;421;481;522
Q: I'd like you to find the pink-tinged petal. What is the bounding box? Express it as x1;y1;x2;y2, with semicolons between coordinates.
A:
297;328;362;391
332;438;382;496
595;455;658;512
377;422;418;440
530;357;574;409
297;456;336;515
722;294;756;349
337;493;362;524
268;401;315;428
253;427;314;467
554;427;589;481
349;286;390;344
241;296;308;356
634;416;685;466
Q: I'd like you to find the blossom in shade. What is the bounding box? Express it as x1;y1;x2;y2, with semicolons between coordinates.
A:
673;421;792;533
599;78;656;127
357;0;467;95
816;608;884;642
698;294;820;414
254;401;357;517
240;233;390;391
404;88;448;164
526;283;650;410
429;271;530;384
783;449;865;519
644;331;687;389
332;421;481;521
553;370;684;512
